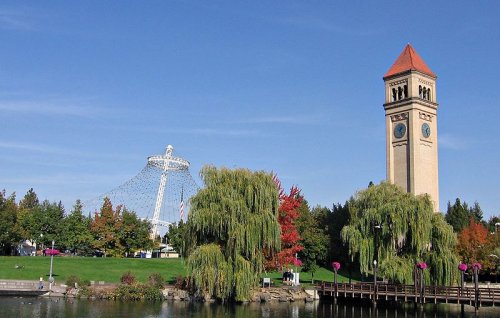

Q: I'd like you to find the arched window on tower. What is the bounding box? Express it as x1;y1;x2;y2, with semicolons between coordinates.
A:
392;88;397;102
403;85;408;99
419;85;423;98
427;88;431;101
422;86;427;100
398;86;403;100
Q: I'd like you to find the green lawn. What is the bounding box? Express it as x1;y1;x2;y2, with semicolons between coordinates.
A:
0;256;186;284
0;256;353;286
262;266;352;286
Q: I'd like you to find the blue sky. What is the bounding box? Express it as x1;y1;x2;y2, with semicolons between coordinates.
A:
1;1;499;219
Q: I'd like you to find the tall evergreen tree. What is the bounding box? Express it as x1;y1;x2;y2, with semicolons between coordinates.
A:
328;202;351;268
19;188;39;210
445;198;485;232
184;166;281;301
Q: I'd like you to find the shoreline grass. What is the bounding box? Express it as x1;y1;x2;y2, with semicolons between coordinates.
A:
0;256;353;285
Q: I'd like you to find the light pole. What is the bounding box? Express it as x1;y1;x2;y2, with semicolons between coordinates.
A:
40;234;44;256
373;224;381;285
49;240;55;291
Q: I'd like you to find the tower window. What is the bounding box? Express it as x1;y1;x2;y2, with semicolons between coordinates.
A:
398;86;403;100
422;86;427;99
392;88;397;102
419;85;422;98
403;85;408;99
427;88;431;101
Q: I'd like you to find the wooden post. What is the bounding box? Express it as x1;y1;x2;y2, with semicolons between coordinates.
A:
474;266;479;310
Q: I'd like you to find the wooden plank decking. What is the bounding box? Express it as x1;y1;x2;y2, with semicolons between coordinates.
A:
315;282;500;308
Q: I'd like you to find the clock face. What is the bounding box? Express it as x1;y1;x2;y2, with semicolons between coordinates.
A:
422;123;431;138
394;123;406;139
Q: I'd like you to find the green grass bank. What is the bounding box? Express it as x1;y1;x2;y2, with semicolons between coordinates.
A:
0;256;351;285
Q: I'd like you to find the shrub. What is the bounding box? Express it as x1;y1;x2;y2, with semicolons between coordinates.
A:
141;284;163;301
114;284;143;301
78;285;93;298
120;271;136;285
66;275;81;287
114;283;163;302
148;273;165;289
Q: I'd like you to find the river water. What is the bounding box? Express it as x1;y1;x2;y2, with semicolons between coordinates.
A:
0;297;499;318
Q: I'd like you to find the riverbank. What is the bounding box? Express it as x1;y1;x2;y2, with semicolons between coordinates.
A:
0;278;317;303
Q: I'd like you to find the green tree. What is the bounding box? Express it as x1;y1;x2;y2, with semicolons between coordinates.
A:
329;203;351;267
59;200;94;255
165;220;187;253
0;190;20;255
119;209;153;256
445;198;485;232
296;202;329;283
17;199;65;248
184;166;281;301
486;215;500;233
19;188;39;210
341;182;458;285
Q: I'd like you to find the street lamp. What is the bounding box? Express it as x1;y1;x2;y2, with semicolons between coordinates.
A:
374;224;381;262
373;223;381;281
49;240;55;291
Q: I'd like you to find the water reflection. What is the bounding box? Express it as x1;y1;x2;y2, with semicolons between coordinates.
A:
0;297;499;318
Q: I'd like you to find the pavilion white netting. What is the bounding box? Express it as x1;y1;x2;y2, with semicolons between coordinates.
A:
82;146;199;237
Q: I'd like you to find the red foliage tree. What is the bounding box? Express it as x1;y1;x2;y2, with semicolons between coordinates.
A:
268;178;304;270
456;217;490;265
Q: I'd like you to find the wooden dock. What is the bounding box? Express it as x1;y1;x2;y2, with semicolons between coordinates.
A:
316;282;500;308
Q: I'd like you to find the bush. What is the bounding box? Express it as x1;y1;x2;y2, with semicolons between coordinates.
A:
66;275;81;287
148;273;165;289
120;271;136;285
141;284;163;301
114;284;143;301
114;283;163;302
78;285;94;298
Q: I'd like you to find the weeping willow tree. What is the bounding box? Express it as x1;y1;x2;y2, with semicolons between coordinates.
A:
183;166;281;301
341;182;459;285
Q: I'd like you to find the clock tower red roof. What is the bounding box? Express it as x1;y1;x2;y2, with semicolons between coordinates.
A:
384;44;436;79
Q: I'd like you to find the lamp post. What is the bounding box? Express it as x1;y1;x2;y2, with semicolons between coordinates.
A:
458;263;467;295
373;224;381;296
331;261;340;298
40;234;44;256
49;240;55;291
472;262;481;309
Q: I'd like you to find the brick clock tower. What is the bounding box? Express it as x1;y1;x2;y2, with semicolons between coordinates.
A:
383;44;439;212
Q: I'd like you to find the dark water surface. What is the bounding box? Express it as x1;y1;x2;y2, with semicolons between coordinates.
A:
0;297;499;318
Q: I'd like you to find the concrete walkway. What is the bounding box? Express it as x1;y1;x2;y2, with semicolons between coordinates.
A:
0;279;65;296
